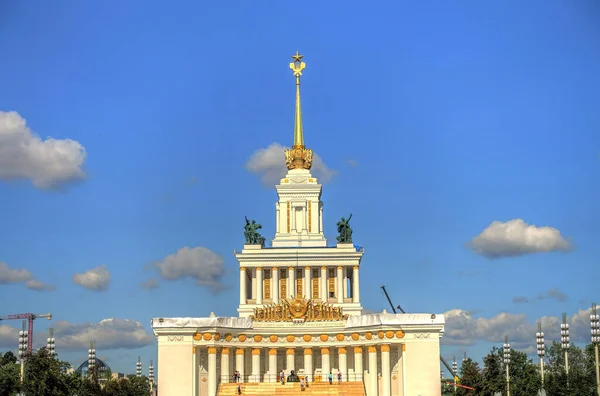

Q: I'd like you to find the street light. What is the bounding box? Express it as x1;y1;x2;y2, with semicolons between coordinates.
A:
47;328;56;358
452;357;458;394
503;336;511;396
149;360;155;393
136;356;142;377
18;320;27;383
536;322;545;388
591;303;600;396
88;341;96;380
561;313;570;377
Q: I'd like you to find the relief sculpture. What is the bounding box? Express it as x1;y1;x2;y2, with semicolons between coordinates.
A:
250;296;347;322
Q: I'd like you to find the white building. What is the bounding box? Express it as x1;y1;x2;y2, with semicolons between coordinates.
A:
152;53;445;396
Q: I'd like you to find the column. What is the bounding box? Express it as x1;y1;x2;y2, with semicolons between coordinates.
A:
236;349;245;383
288;267;295;298
272;267;279;303
352;266;360;303
208;347;217;396
368;346;377;396
321;347;330;381
251;348;261;382
221;348;230;383
381;345;391;396
256;268;263;305
397;344;404;395
354;346;363;382
304;348;313;381
269;348;278;383
192;346;198;396
319;202;323;233
276;203;280;233
286;348;295;372
304;266;311;298
240;267;246;305
320;266;327;301
338;347;347;382
337;266;343;303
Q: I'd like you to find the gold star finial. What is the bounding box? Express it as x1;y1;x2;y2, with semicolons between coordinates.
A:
290;51;306;78
292;51;303;63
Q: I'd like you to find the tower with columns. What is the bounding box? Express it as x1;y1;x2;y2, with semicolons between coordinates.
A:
152;53;445;396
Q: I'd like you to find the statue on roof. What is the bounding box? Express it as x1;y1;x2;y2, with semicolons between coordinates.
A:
336;214;353;243
244;216;266;247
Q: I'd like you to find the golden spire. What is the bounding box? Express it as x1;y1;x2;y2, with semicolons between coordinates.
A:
285;51;313;171
290;51;305;148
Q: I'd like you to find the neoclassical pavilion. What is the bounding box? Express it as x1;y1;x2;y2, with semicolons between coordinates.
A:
152;53;445;396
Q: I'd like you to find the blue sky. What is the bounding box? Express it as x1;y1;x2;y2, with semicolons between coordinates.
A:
0;0;599;376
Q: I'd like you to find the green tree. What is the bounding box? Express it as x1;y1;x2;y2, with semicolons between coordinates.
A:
457;358;482;395
544;341;595;396
21;348;72;396
0;352;21;396
480;347;504;396
103;376;151;396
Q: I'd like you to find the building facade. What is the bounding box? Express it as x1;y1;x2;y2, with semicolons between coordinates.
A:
152;53;445;396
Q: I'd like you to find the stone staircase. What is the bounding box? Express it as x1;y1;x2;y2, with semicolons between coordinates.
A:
218;381;365;396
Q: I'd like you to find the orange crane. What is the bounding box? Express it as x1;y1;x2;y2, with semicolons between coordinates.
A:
0;312;52;353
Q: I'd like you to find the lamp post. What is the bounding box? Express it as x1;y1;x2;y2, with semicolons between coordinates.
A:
503;336;511;396
591;303;600;396
18;320;27;384
536;322;545;388
452;357;458;394
560;313;570;378
47;328;56;358
149;360;155;393
88;341;96;380
136;356;142;377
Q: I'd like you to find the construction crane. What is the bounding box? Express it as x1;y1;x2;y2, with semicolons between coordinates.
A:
0;312;52;353
380;286;460;384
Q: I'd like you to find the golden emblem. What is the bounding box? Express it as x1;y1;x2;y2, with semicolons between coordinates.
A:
250;296;347;322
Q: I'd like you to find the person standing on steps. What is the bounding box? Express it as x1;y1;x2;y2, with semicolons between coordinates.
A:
328;371;333;385
337;370;342;383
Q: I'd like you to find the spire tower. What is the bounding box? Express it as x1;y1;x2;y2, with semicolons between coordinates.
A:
285;51;313;170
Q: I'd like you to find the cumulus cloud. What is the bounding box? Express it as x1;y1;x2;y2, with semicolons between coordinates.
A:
0;111;86;189
0;261;53;291
53;318;154;350
140;278;159;290
469;219;573;259
246;142;335;186
152;246;226;292
25;279;55;291
443;308;594;348
0;318;155;350
72;265;110;291
0;261;32;284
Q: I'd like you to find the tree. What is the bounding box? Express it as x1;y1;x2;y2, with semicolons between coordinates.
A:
457;358;482;395
0;352;20;396
21;348;72;396
480;347;504;396
544;341;596;396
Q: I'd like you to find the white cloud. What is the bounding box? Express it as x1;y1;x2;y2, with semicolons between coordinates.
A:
140;278;159;290
443;308;593;348
0;261;32;283
153;246;226;292
0;111;86;189
0;261;53;291
0;318;155;350
53;318;154;350
246;142;336;186
72;265;110;291
25;279;55;291
469;219;572;259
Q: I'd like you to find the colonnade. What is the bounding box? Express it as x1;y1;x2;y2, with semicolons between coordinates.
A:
239;265;360;305
199;343;399;396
